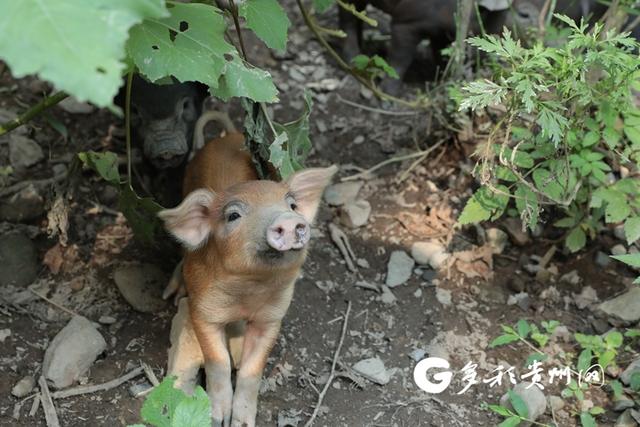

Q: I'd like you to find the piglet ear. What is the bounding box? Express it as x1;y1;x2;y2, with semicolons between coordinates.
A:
158;189;216;250
287;165;338;223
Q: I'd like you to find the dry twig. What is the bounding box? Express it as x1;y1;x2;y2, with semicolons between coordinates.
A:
51;366;144;399
38;376;60;427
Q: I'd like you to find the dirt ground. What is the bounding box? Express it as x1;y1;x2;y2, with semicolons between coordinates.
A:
0;4;638;427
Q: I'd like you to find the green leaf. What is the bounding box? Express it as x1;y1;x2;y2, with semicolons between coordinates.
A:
140;377;210;427
580;411;597;427
624;217;640;244
531;332;549;348
514;185;538;230
118;185;163;244
239;0;291;52
625;125;640;145
488;404;514;417
313;0;335;13
490;334;520;348
605;331;623;348
78;151;121;185
272;91;313;178
508;391;528;418
611;253;640;268
631;372;640;391
0;0;168;107
268;132;295;179
171;386;212;427
566;227;587;253
603;126;620;147
598;350;616;369
516;319;531;338
610;380;623;399
458;186;509;225
211;56;278;102
582;131;600;147
498;416;521;427
577;349;592;372
589;406;605;415
525;353;548;366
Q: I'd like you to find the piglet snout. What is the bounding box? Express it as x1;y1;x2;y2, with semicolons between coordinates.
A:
267;214;310;251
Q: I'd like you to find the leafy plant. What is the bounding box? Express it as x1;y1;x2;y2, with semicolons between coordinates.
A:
486;390;544;427
612;252;640;283
457;17;640;253
489;319;559;365
574;330;623;370
128;377;211;427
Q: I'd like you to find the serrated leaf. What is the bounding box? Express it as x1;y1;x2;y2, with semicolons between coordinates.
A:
170;386;211;427
625;125;640;145
498;416;521;427
488;404;514;417
577;349;592;372
78;151;121;185
268;132;295;178
141;377;185;427
580;411;597;427
272;91;313;178
516;319;530;338
566;227;586;253
624;217;640;244
210;56;278;102
490;334;520;348
0;0;168;107
525;353;548;366
458;186;509;225
612;253;640;268
239;0;291;52
582;131;600;147
118;185;163;244
508;391;528;418
631;372;640;391
605;331;623;348
599;350;616;369
605;198;631;223
589;406;605;415
610;379;623;398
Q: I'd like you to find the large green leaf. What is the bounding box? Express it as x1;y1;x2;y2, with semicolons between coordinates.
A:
140;377;211;427
0;0;167;107
118;185;163;244
239;0;290;53
211;56;278;103
78;151;121;186
458;186;509;224
272;91;313;178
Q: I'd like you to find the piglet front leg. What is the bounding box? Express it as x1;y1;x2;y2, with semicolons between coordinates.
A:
191;318;234;427
231;321;281;427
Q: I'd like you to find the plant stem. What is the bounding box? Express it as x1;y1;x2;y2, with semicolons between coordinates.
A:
125;71;134;186
0;91;68;136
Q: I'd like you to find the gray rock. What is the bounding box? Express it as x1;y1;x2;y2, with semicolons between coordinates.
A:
129;381;153;398
43;316;107;388
58;97;95;114
9;134;44;169
408;348;426;362
613;394;636;412
615;225;627;241
435;287;452;306
599;288;640;324
613;244;628;256
98;316;116;325
621;358;640;385
560;270;581;286
411;240;449;269
507;292;531;311
323;181;363;206
11;376;36;398
503;218;530;246
507;276;526;293
421;269;437;283
595;251;611;267
616;409;638;427
352;357;391;385
0;184;44;222
114;264;167;313
500;382;546;425
385;251;415;288
573;286;598;309
0;232;38;288
379;285;397;305
550;326;571;344
486;228;508;254
339;199;371;228
548;395;565;413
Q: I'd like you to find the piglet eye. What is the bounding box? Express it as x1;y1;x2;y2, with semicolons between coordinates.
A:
227;212;241;222
290;201;298;211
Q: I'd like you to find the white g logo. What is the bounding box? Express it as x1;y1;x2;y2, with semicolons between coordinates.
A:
413;357;453;394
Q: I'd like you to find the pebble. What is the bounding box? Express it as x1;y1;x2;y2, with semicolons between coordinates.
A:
114;264;168;313
599;287;640;324
595;251;611;267
339;199;371;228
323;181;363;206
550;326;571;343
507;276;526;293
385;251;415;288
58;97;95;114
612;244;628;256
507;292;531;311
0;184;44;222
613;394;636;412
435;287;452;306
129;381;153;398
486;228;508;254
413;288;422;298
573;286;598;309
421;269;437;283
616;409;638;427
43;316;107;388
408;348;426;362
411;240;449;269
11;376;36;398
379;285;397;305
503;218;530;246
548;395;565;413
559;270;581;286
615;225;627;241
0;328;10;343
621;358;640;385
352;357;391;385
98;316;117;325
500;382;547;425
8;134;44;169
0;232;38;288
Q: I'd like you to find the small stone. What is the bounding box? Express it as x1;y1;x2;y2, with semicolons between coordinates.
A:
129;381;153;398
612;244;628;256
507;276;526;293
339;199;371;228
353;135;365;144
413;288;422;298
507;292;530;310
615;225;627;241
573;286;598;309
581;399;594;413
503;218;530;246
599;288;640;324
535;269;551;284
43;316;107;388
58;97;95;114
486;228;508;254
114;264;167;313
379;285;397;305
323;181;363;206
0;184;45;222
0;328;10;343
411;240;449;269
9;134;44;169
11;376;36;398
421;269;437;282
595;251;611;268
352;357;391;385
385;251;415;288
98;316;116;325
548;395;565;413
621;358;640;385
500;382;546;425
435;287;452;306
356;258;370;268
560;270;581;286
616;409;638;427
613;394;636;412
0;232;38;288
408;348;426;362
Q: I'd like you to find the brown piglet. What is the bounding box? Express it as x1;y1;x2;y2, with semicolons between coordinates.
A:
158;111;337;427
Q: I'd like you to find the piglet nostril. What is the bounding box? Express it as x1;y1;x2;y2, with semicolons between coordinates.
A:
295;223;307;239
275;226;284;236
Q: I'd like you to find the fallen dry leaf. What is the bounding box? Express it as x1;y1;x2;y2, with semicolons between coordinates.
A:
90;214;133;266
43;243;80;274
451;244;494;280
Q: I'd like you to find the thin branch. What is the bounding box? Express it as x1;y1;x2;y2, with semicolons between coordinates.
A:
28;289;79;318
38;376;60;427
304;301;351;427
0;92;68;136
336;95;420;116
51;367;144;399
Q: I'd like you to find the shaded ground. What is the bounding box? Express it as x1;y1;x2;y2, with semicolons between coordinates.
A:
0;4;638;427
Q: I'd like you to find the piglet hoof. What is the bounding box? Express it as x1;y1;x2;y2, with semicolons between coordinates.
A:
211;415;231;427
231;416;254;427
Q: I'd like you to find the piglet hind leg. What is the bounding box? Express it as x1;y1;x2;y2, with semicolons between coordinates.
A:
231;321;281;427
192;317;234;427
167;298;204;395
